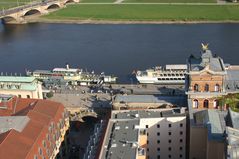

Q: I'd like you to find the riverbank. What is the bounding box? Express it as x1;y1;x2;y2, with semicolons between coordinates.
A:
36;17;239;24
42;4;239;23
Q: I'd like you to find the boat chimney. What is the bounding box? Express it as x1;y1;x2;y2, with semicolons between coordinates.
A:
66;63;70;70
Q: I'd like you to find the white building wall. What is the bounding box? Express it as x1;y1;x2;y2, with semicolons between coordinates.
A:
140;116;186;159
0;84;43;99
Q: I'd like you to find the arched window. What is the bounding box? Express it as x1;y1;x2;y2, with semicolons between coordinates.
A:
193;99;199;108
204;99;209;108
194;84;199;92
213;100;219;109
215;84;220;92
205;84;209;92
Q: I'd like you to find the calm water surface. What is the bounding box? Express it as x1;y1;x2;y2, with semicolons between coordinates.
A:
0;23;239;83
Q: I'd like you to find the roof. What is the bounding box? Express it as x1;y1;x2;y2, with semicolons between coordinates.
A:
114;95;187;106
53;68;79;73
0;76;36;83
0;98;65;159
112;109;185;119
0;116;30;134
101;119;139;159
165;64;187;70
225;70;239;93
33;70;52;74
101;109;185;159
193;109;226;141
188;50;226;73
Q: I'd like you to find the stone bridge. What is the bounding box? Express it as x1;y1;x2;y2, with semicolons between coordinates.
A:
0;0;79;24
67;107;98;121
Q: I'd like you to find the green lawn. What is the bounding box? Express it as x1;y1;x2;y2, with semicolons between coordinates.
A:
44;4;239;21
124;0;216;3
80;0;116;3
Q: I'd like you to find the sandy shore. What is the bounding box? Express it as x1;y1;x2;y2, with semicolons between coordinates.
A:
28;18;239;24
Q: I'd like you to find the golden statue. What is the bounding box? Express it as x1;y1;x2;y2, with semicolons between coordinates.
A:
201;43;209;51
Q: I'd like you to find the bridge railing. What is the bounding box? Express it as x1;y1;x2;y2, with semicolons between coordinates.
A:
0;0;62;17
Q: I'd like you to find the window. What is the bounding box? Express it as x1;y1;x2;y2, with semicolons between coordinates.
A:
213;100;219;109
180;131;183;135
205;84;209;92
157;155;160;159
194;84;199;91
215;84;220;92
168;124;172;128
18;95;21;98
147;148;149;152
157;140;160;144
147;133;149;136
157;147;160;151
204;99;209;108
168;147;171;151
27;95;30;98
147;140;149;144
146;125;148;128
168;132;172;135
157;132;160;136
157;124;160;128
180;154;183;158
42;140;46;148
193;99;199;108
180;147;183;150
38;147;42;155
168;139;172;143
180;139;183;143
180;123;183;127
169;155;171;158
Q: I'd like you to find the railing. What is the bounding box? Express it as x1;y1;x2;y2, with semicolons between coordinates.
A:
0;0;61;17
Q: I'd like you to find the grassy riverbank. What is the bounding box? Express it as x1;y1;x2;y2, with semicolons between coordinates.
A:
44;4;239;22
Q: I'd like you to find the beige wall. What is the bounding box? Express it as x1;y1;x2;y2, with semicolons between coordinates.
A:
140;117;186;159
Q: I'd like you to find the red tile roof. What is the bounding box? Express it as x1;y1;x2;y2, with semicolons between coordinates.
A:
0;97;65;159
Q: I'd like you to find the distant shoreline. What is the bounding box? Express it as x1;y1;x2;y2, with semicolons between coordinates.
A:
31;18;239;24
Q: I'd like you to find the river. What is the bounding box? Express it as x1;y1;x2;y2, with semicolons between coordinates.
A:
0;23;239;83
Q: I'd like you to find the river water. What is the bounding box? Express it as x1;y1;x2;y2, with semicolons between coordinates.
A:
0;23;239;83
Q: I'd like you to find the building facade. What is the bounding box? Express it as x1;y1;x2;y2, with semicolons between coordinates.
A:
0;94;69;159
0;76;43;99
186;47;227;109
99;109;186;159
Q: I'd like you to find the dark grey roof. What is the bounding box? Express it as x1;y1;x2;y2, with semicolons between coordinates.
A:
188;50;225;72
193;109;226;141
114;95;187;107
101;119;139;159
112;109;184;120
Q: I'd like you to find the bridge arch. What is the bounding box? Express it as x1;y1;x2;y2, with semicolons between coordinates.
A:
23;9;41;17
47;4;61;10
1;16;18;24
65;0;75;4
